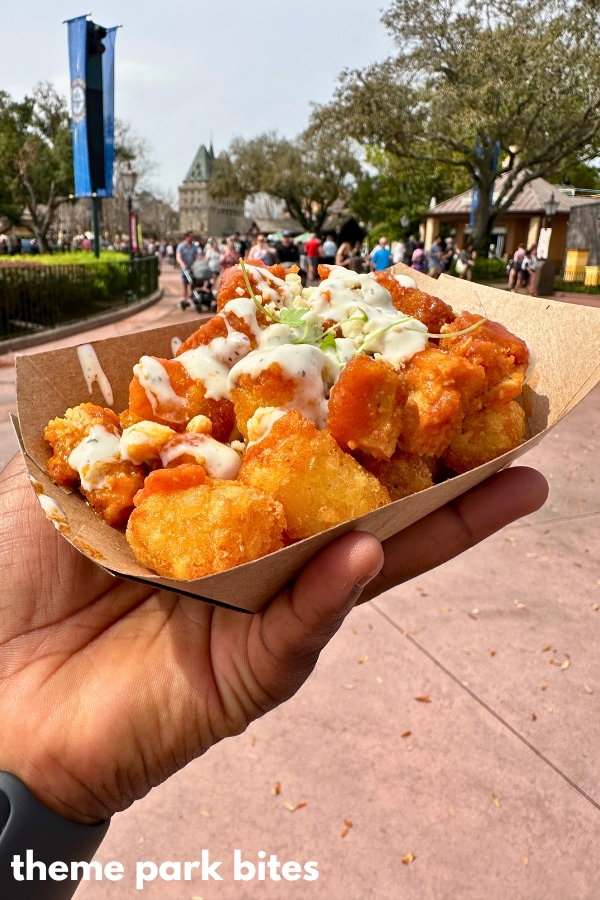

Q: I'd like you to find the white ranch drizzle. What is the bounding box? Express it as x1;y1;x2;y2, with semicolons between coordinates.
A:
393;273;418;288
68;425;120;492
362;316;429;368
133;356;186;415
222;297;262;342
77;344;114;406
37;494;69;530
244;263;291;307
176;312;253;400
228;343;330;429
304;267;397;323
246;407;286;447
160;434;241;480
171;336;183;356
524;346;536;384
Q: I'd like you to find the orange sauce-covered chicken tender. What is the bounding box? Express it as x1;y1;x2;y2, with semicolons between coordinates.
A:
44;403;144;527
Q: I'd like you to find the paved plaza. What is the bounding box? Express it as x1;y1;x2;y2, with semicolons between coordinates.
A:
0;268;598;898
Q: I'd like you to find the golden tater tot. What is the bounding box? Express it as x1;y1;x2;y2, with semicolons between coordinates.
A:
126;465;285;580
440;312;529;406
327;356;407;459
443;400;526;474
120;421;176;465
45;402;121;487
126;356;234;441
398;346;486;457
357;449;434;501
239;410;390;541
371;271;455;334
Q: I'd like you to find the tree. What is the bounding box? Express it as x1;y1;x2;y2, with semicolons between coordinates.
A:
210;130;361;233
311;0;600;250
0;83;74;252
350;148;469;244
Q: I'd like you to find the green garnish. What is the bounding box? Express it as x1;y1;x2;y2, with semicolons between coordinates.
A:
357;316;412;353
239;258;278;323
279;307;309;328
410;318;488;339
322;309;369;337
320;332;342;363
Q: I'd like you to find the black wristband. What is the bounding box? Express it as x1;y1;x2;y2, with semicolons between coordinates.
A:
0;772;110;900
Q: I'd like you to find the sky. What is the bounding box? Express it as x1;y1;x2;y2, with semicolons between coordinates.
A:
0;1;395;199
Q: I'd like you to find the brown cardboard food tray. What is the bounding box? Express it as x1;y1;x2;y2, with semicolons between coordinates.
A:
15;263;600;613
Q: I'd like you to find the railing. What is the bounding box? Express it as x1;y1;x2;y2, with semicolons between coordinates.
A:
0;255;159;342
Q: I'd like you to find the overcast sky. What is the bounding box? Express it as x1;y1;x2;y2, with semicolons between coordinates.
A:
1;1;394;198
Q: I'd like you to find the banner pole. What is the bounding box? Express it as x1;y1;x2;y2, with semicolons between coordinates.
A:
92;194;100;258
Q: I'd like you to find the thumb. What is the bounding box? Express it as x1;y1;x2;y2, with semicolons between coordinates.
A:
248;532;384;704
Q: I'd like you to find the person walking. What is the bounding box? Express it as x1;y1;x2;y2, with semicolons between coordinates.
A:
393;238;406;265
322;234;337;265
403;234;417;266
456;243;476;281
175;231;199;306
369;236;392;272
204;239;222;287
411;241;426;272
304;233;322;281
427;236;444;278
508;243;526;291
275;231;300;266
220;238;239;274
247;233;272;264
336;241;353;268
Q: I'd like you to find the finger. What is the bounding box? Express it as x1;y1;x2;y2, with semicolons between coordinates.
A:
361;466;548;602
248;531;384;701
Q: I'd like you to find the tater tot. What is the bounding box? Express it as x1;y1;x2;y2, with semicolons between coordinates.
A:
126;465;286;579
230;363;297;439
443;400;526;474
371;271;455;334
239;409;390;541
398;346;486;457
440;312;529;406
176;308;259;356
216;260;290;315
327;356;407;459
357;449;434;501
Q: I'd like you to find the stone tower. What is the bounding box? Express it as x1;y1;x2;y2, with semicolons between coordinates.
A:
178;143;245;236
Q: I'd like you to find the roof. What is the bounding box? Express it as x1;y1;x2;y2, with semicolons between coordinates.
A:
183;144;215;183
427;174;595;217
247;217;304;236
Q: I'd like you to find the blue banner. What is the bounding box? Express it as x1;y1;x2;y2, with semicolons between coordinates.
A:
67;17;117;198
67;15;91;196
98;27;117;198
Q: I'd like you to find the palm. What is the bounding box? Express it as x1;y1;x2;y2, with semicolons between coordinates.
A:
0;456;547;823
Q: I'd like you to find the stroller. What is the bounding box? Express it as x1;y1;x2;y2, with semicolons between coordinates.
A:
180;259;216;312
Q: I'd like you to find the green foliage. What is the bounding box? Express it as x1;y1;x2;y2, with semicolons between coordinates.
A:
352;149;468;246
553;278;600;294
210;130;360;233
448;256;508;281
312;0;600;251
5;250;126;266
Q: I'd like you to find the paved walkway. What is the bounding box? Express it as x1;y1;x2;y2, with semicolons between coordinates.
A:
1;268;599;898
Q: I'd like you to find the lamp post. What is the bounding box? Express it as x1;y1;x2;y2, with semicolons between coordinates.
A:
122;164;138;258
544;193;559;228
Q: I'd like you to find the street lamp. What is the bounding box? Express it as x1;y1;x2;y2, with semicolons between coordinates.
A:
544;193;559;226
122;164;138;257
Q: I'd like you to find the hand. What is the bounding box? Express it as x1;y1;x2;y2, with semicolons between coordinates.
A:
0;457;547;825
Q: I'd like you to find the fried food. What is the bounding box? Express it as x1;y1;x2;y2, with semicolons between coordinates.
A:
443;400;526;474
327;356;407;459
126;356;235;441
120;420;176;465
126;465;285;579
159;433;242;479
440;312;529;405
239;410;390;540
44;402;144;526
357;449;434;501
371;271;455;334
176;305;260;356
216;260;293;315
45;402;120;486
398;346;486;457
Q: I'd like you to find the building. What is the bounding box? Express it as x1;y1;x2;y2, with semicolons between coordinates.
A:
422;174;596;272
178;144;246;236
